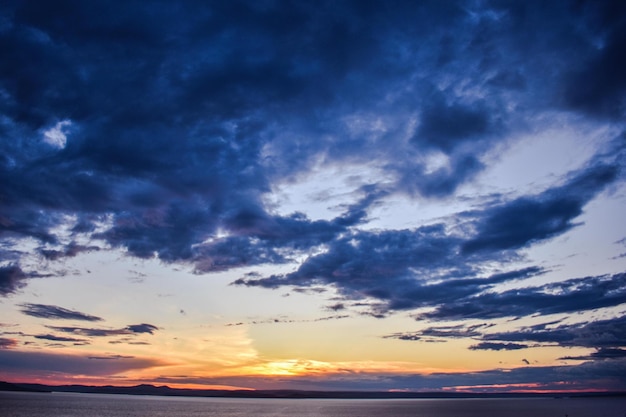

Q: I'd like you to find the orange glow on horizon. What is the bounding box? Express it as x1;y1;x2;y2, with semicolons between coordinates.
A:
445;382;613;394
237;357;478;378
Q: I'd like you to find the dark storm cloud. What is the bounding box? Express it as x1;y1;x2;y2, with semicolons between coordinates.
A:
396;153;486;198
381;279;626;355
39;242;100;261
47;323;159;337
0;264;52;296
561;348;626;361
19;303;103;322
421;272;626;321
193;206;367;272
462;163;619;254
235;219;533;306
235;225;466;298
384;313;626;360
192;186;383;272
562;1;626;118
0;264;28;296
237;156;620;315
0;0;622;284
235;217;545;313
415;96;492;152
482;314;626;349
1;0;278;266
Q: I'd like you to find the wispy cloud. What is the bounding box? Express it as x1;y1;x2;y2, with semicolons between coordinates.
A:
33;334;89;343
469;342;529;351
224;314;349;327
19;303;103;322
47;323;159;337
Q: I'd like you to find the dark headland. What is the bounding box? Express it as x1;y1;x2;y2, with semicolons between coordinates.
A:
0;381;51;393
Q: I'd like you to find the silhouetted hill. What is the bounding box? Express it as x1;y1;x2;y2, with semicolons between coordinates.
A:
0;381;50;392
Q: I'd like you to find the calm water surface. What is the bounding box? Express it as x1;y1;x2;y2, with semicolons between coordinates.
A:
2;391;625;417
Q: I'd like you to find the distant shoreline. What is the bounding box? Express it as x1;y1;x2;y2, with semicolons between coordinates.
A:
2;381;625;400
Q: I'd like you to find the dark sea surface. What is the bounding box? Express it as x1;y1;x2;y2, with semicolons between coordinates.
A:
2;391;626;417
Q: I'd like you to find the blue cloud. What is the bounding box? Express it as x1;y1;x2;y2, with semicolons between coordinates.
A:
462;163;619;254
33;334;88;343
19;303;103;322
469;342;529;351
47;323;159;337
562;1;626;118
0;265;28;296
421;273;626;321
238;173;624;318
415;96;492;152
482;314;626;349
0;0;621;279
389;312;626;359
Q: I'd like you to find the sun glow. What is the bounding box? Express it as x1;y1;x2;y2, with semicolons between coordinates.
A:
239;357;470;378
248;359;335;376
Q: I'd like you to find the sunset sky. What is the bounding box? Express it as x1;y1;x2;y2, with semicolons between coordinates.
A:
1;0;625;393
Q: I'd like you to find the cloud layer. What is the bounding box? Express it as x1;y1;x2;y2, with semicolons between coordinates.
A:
19;303;103;322
1;0;623;278
0;0;625;392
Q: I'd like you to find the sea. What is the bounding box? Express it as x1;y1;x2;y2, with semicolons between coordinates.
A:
2;391;626;417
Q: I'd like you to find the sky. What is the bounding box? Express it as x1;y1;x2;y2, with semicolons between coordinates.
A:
0;0;625;394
